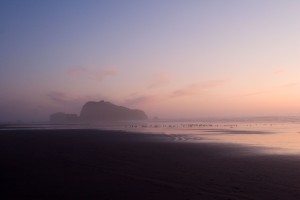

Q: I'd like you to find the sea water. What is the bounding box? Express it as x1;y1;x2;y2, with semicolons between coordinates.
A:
99;116;300;155
2;116;300;155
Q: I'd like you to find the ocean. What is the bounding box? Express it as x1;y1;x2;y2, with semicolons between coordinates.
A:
2;116;300;155
87;116;300;155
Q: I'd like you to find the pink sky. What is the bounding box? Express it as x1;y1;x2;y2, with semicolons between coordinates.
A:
1;1;300;121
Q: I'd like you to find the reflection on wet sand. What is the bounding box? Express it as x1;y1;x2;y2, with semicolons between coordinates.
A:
2;119;300;154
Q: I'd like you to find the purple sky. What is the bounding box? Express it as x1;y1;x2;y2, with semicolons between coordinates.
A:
1;0;300;122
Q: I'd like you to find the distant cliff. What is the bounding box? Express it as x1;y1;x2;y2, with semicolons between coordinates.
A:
80;100;148;121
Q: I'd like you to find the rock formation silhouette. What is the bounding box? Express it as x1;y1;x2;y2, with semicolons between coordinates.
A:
80;100;148;121
50;100;148;123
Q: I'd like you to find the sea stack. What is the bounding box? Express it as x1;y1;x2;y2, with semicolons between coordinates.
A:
80;100;148;121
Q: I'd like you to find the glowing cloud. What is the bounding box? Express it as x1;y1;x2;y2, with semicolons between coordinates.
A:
47;91;69;105
234;91;268;98
170;80;227;98
148;71;171;89
281;82;298;88
124;95;158;107
68;67;88;78
94;69;117;81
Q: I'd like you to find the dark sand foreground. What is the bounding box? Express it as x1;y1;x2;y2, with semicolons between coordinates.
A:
1;129;300;200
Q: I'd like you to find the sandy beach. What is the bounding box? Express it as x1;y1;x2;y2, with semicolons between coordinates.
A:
1;128;300;200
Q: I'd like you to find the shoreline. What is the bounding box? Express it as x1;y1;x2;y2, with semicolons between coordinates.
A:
1;129;300;199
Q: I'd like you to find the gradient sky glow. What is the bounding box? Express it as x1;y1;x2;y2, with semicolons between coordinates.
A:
1;0;300;121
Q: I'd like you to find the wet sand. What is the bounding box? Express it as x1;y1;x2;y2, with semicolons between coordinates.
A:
1;129;300;199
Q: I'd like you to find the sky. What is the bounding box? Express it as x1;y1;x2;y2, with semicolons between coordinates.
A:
1;0;300;122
